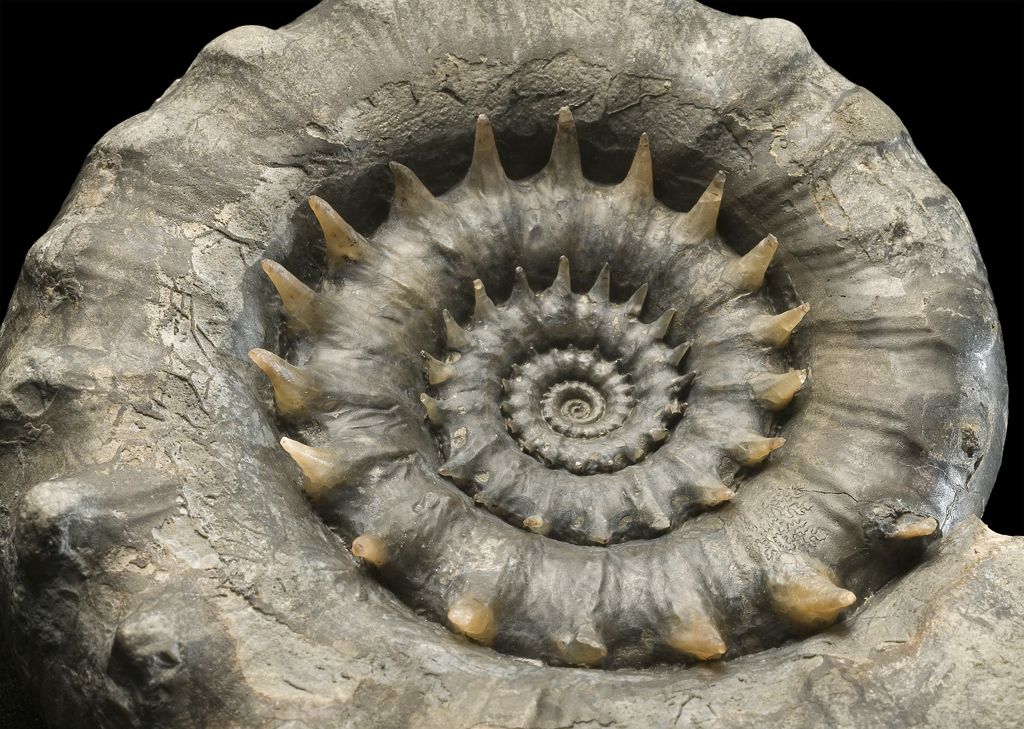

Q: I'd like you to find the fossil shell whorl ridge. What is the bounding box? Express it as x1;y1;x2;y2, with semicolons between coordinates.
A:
251;110;930;668
0;0;1011;725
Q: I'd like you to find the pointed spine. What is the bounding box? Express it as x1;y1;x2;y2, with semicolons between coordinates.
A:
249;348;317;418
618;133;654;202
351;534;389;567
589;263;611;301
750;303;810;347
749;369;808;410
512;266;533;301
419;393;445;425
698;481;736;507
466;114;506;191
658;401;687;421
447;595;496;644
671;372;696;392
260;260;322;331
522;515;550;534
546;106;583;184
625;283;648;316
889;515;939;540
671;171;725;244
753;301;806;348
389;161;436;216
472;279;498;320
669;341;692;367
438;434;489;480
586;517;613;545
308;195;368;266
436;450;475;483
442;309;472;350
767;553;857;630
724;234;778;291
727;435;785;466
550;255;571;296
279;437;342;498
648;425;670;443
665;607;727;661
421;351;456;385
647;308;676;340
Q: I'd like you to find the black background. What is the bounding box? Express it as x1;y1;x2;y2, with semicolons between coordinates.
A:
0;3;1020;723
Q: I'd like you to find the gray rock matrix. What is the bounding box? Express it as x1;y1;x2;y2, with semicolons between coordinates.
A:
0;1;1015;727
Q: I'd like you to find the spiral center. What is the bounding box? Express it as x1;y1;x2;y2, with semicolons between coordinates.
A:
544;381;607;433
564;398;592;420
422;258;698;539
499;346;675;475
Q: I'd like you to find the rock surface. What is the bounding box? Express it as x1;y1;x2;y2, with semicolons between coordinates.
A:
5;508;1022;728
0;1;1013;726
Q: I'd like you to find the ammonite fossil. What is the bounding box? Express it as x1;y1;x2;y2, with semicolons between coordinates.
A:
0;1;1014;727
254;110;861;667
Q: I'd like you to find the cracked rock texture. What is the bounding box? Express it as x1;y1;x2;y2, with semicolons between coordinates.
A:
0;1;1015;727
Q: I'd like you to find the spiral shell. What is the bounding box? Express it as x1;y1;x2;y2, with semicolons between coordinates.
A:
254;110;935;667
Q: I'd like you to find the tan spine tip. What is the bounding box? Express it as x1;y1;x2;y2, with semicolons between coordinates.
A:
699;482;736;507
891;514;939;540
752;303;810;347
552;255;571;294
589;262;611;301
351;534;389;567
249;348;315;417
419;393;445;425
587;520;613;545
625;283;649;316
671;372;696;392
669;341;692;367
472;279;497;319
442;309;471;350
447;595;495;644
512;266;532;299
724;234;778;291
648;308;676;339
728;436;786;466
279;437;340;498
260;260;320;330
522;515;549;534
665;611;727;661
673;171;725;244
468;114;505;188
620;132;654;199
749;369;808;410
389;161;435;212
421;351;456;385
307;195;367;266
768;554;857;630
548;106;582;180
